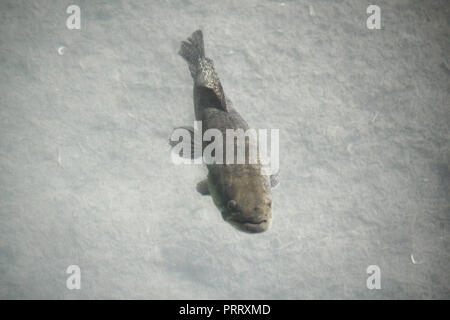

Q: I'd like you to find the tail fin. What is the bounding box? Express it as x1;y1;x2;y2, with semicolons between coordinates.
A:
178;30;205;78
179;30;228;112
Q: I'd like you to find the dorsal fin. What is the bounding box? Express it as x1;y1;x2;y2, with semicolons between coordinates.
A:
194;58;228;112
194;85;228;112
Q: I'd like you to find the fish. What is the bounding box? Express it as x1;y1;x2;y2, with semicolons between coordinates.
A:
171;30;279;233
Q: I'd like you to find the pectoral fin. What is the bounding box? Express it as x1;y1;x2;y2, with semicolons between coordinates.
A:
270;171;280;189
196;179;210;195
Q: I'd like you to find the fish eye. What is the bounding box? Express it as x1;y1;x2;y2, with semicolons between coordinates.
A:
227;200;237;210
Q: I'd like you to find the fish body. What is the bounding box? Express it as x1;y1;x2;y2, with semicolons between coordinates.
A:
175;30;277;233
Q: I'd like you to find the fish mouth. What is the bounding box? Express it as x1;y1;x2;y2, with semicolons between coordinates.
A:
230;219;270;233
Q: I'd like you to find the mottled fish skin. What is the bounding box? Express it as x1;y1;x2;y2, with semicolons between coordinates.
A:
178;30;273;233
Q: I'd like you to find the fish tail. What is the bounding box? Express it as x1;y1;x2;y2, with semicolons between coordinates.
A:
179;30;228;111
179;30;205;79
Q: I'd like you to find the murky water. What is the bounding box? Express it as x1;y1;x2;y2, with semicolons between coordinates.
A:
0;0;448;299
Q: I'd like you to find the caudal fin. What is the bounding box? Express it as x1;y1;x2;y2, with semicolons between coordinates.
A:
178;30;205;78
178;29;228;112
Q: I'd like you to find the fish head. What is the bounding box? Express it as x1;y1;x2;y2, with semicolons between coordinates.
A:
218;176;272;234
